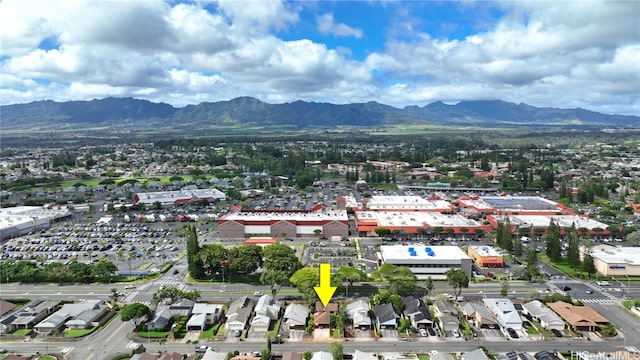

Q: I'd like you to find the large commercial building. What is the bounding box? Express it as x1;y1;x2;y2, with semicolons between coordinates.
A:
458;195;572;215
487;214;610;236
337;195;454;212
354;211;489;237
377;245;472;279
467;245;504;268
581;244;640;277
133;189;226;207
0;206;72;240
217;209;348;239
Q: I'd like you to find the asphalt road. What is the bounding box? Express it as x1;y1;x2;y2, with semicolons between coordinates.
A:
1;271;639;359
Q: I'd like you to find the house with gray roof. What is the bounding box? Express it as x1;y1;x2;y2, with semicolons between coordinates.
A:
522;300;565;331
346;299;371;330
403;295;435;329
283;303;309;330
225;307;252;332
373;303;399;329
35;299;106;333
148;308;173;331
462;302;497;329
225;296;256;332
460;349;490;360
434;299;458;317
8;300;59;330
186;303;223;331
255;295;281;320
482;298;522;331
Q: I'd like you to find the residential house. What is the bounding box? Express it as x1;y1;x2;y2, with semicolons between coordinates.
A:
255;295;281;320
282;353;303;360
131;354;159;360
460;349;490;360
157;353;184;360
225;307;252;332
315;301;339;315
353;350;378;360
373;303;399;329
546;301;609;332
439;314;461;333
201;349;227;360
346;299;371;330
462;303;497;329
187;303;223;331
250;314;271;333
283;303;309;330
431;352;455;360
227;296;256;318
313;301;338;329
310;352;333;360
225;296;256;331
434;299;460;332
482;298;523;331
402;295;435;329
521;301;565;331
434;300;458;317
8;300;59;330
0;314;17;335
313;310;331;329
167;299;195;317
147;308;173;331
0;300;16;317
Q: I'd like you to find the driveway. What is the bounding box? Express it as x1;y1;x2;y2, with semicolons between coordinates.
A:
313;328;330;340
380;329;398;340
246;328;267;342
288;329;305;342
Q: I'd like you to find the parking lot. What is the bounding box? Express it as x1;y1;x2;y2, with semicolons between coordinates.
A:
0;220;193;273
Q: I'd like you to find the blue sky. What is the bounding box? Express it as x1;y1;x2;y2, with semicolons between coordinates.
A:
0;0;638;115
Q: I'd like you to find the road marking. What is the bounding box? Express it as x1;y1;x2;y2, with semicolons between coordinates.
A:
105;320;128;343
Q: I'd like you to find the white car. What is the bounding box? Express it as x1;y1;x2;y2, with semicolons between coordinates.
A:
253;291;264;296
124;285;136;290
452;329;461;338
595;281;610;286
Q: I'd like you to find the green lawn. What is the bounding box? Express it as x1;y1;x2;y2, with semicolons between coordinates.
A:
137;330;168;339
10;329;31;337
267;319;281;339
199;324;218;339
64;328;94;337
526;325;539;335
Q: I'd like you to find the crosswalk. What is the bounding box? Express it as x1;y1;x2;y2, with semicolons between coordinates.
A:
574;298;614;304
153;279;187;290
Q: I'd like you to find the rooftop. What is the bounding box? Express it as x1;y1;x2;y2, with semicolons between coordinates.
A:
380;245;471;261
356;211;482;228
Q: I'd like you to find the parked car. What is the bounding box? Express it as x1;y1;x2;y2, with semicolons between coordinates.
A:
551;329;563;337
195;345;212;353
507;328;519;339
270;337;284;344
233;329;242;337
419;328;428;337
452;329;461;338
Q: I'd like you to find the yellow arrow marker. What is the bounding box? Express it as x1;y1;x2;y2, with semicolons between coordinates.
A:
314;263;337;307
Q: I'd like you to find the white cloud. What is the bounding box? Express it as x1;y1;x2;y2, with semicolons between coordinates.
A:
316;13;363;38
0;0;638;115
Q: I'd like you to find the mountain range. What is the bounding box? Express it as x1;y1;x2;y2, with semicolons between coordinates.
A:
1;97;638;133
